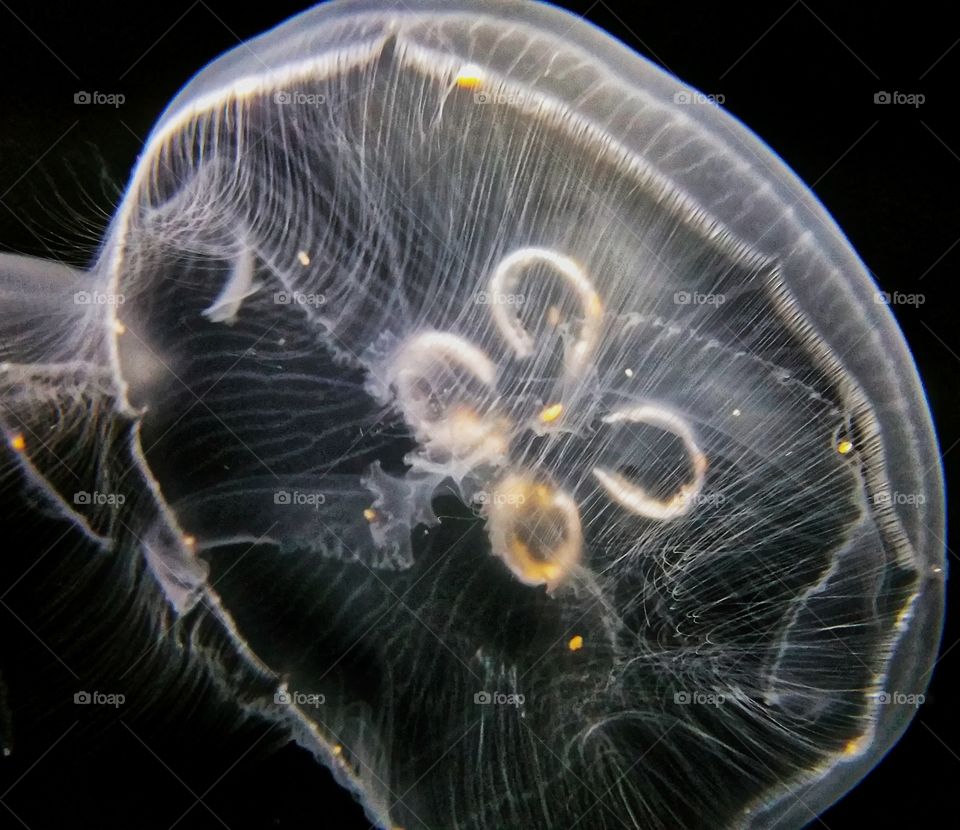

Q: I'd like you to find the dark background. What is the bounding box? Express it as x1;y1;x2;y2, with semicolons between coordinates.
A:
0;1;956;828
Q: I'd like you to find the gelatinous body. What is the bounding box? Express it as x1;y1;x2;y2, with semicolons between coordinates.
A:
0;2;945;829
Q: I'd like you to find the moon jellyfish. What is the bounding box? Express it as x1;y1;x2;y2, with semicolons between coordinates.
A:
0;1;945;828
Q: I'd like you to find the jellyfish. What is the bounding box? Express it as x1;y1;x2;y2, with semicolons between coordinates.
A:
0;1;945;828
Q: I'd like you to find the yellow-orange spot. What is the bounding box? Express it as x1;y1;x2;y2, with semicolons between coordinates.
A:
588;292;602;318
540;403;563;424
451;406;479;426
363;508;378;522
837;440;853;455
297;250;311;266
9;434;25;452
182;535;196;548
568;635;584;652
843;736;866;757
114;320;126;335
332;744;342;756
533;484;551;503
455;64;484;88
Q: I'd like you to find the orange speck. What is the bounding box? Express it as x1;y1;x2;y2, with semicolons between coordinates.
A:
363;508;378;522
540;403;563;424
9;434;25;452
455;65;484;88
837;440;853;455
568;635;584;652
